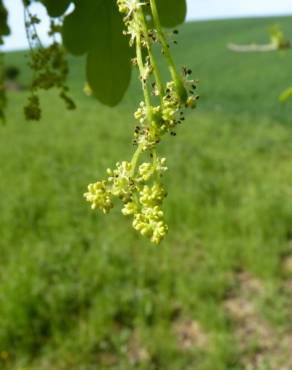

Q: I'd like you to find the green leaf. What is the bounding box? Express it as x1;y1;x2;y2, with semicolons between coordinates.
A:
0;0;10;45
41;0;71;17
279;87;292;103
156;0;187;28
86;0;132;107
62;0;103;56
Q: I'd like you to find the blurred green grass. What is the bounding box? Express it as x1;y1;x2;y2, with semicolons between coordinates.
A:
1;16;292;370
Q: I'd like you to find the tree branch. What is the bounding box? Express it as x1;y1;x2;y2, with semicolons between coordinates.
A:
227;43;279;53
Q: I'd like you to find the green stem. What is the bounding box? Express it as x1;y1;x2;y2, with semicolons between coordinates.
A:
24;6;44;49
130;143;144;177
137;8;164;102
149;0;187;103
130;12;160;179
135;16;153;124
152;149;157;168
152;149;161;182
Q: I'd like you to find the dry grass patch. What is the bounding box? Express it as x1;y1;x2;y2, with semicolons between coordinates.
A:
224;272;292;370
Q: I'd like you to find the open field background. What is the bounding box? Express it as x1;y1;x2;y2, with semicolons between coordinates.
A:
1;16;292;370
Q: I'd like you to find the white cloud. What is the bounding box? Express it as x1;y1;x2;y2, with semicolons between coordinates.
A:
186;0;292;20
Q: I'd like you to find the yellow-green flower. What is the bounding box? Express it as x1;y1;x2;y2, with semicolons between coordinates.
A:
122;201;138;216
84;181;113;213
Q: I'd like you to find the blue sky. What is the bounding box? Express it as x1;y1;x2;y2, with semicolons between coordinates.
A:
2;0;292;51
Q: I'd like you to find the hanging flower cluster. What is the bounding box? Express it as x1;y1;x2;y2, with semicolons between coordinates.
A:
23;8;75;121
85;0;199;244
85;157;168;244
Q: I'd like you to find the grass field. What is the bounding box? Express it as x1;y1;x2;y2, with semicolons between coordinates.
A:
1;15;292;370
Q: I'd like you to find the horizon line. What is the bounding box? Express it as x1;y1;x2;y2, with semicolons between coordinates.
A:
2;13;292;52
